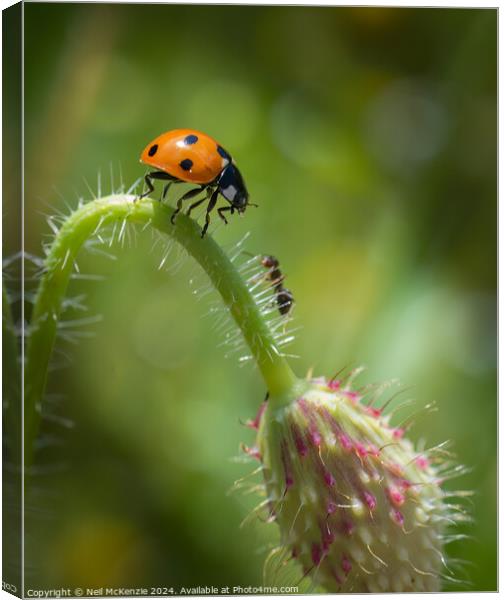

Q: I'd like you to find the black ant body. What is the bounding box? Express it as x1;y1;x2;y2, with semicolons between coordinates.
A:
259;255;294;316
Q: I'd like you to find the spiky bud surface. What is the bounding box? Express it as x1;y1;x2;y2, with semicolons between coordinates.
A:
252;376;449;593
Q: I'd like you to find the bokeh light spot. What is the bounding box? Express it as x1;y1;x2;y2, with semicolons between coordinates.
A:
363;79;448;172
92;59;150;133
183;80;260;150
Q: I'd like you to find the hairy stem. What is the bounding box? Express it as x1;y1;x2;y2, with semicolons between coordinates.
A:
25;195;298;465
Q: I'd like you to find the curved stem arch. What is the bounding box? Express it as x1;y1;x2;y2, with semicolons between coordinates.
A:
25;195;298;465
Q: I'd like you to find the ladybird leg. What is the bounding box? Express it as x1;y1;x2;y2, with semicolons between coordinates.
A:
161;182;173;202
136;173;155;201
171;185;206;225
138;171;176;200
186;189;212;217
217;205;233;225
201;189;219;238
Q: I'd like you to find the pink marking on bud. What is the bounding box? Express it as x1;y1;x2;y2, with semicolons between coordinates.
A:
321;523;335;552
341;519;354;536
355;442;368;458
344;390;359;404
363;491;377;511
327;501;337;515
245;401;267;430
297;399;324;450
391;508;405;526
366;406;382;418
330;567;343;585
397;477;412;490
367;444;380;457
297;397;310;416
291;424;308;457
281;441;294;490
242;444;262;461
324;470;336;487
392;427;405;439
415;455;429;470
311;543;322;566
338;434;353;452
341;555;352;575
309;424;322;447
387;487;405;506
328;379;341;391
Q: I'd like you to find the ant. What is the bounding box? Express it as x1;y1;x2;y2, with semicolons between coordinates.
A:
259;255;294;316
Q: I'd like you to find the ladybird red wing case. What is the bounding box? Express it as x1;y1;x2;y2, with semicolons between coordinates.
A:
140;129;225;184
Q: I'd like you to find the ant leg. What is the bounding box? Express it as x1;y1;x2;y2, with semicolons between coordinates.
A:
137;171;176;201
201;189;219;238
171;185;206;225
217;205;233;225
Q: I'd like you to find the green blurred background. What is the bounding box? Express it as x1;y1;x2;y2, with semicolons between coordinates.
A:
17;3;496;592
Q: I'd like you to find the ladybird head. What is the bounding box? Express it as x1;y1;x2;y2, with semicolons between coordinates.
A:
218;164;249;211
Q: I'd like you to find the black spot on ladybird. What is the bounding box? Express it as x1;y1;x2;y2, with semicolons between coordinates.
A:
184;134;198;145
180;158;193;171
148;144;158;157
217;145;231;161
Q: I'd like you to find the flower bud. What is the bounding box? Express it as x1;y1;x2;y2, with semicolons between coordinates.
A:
252;376;451;592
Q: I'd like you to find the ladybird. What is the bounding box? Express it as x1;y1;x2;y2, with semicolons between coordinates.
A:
139;128;253;237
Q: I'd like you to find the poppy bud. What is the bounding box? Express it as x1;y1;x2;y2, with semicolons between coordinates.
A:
253;376;453;592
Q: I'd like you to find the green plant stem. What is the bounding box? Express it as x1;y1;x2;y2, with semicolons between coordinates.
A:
25;195;298;465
